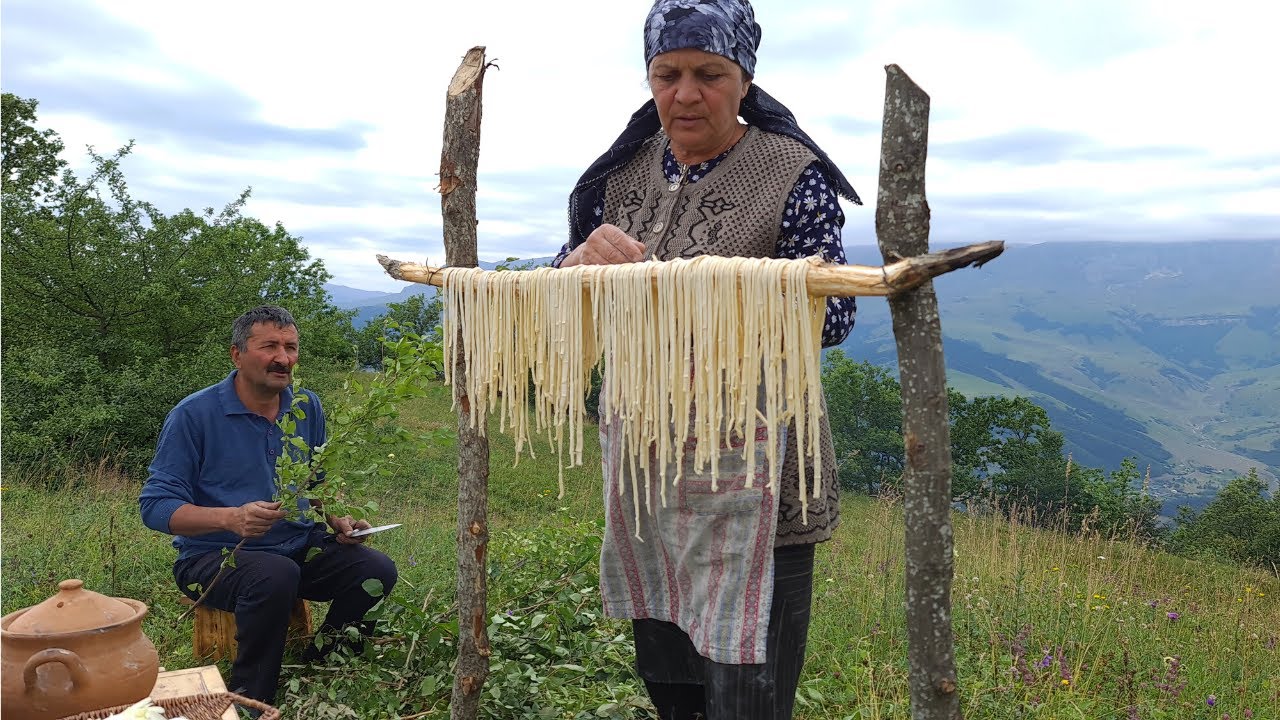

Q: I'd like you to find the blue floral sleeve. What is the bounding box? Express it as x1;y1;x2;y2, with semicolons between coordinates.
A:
552;185;605;268
778;162;855;347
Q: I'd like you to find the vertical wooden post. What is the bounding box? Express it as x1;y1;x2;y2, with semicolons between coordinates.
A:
441;46;491;720
874;64;962;719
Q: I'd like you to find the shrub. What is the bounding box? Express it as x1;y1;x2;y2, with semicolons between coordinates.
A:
278;518;653;719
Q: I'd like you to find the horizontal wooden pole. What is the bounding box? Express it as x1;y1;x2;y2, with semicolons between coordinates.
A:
376;240;1003;298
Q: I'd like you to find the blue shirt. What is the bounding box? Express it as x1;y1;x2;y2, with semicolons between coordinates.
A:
553;139;856;348
139;371;325;561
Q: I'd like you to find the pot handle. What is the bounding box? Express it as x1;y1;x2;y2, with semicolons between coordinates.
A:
23;647;90;694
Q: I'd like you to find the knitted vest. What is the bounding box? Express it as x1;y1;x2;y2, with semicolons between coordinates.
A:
602;126;841;546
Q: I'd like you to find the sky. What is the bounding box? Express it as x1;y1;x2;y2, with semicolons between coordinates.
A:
4;0;1278;291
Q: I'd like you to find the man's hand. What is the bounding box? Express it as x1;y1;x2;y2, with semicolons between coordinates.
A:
560;224;645;267
228;500;286;539
328;514;371;545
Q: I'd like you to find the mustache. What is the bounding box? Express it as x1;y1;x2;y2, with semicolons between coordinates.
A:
267;364;292;374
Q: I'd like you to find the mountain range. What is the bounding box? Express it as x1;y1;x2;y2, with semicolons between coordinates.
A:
325;240;1280;515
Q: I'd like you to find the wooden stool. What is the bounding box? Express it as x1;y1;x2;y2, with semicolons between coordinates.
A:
179;597;314;661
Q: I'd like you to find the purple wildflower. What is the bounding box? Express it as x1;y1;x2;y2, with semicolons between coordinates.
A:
1009;625;1035;684
1154;656;1185;699
1206;695;1216;707
1056;646;1072;685
1167;611;1180;621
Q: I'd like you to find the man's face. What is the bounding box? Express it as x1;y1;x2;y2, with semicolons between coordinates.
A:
231;322;300;396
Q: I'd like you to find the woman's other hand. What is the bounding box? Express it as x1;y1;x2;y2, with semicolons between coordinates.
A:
561;224;645;267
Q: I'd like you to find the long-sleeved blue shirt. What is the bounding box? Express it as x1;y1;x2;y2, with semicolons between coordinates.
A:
139;371;324;561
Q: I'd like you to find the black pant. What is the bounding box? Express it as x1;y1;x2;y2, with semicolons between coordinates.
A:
175;529;398;705
634;543;816;720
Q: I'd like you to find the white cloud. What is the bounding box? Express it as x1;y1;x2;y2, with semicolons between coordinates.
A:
4;0;1277;291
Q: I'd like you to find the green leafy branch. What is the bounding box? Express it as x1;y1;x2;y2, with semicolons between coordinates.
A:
275;327;444;524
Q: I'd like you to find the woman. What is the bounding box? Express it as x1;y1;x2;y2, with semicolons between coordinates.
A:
551;1;860;717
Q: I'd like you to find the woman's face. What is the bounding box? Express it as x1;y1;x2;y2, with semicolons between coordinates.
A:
648;48;750;163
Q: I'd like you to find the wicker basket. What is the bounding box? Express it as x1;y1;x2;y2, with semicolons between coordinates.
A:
58;692;280;720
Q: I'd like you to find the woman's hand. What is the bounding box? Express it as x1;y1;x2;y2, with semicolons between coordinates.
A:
561;224;645;267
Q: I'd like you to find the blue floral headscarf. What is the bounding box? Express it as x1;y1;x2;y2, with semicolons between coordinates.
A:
644;0;762;78
567;0;861;249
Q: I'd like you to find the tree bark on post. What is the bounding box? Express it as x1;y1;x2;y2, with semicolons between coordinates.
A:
874;64;962;719
441;46;492;720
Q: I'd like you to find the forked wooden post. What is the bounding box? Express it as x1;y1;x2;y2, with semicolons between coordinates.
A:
441;46;492;720
875;64;962;719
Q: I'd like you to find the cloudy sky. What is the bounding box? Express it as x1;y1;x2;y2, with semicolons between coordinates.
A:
4;0;1278;290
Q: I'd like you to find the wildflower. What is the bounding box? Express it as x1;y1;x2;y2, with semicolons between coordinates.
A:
1039;653;1053;669
1148;599;1159;608
1051;566;1060;572
1206;695;1216;707
1166;612;1180;621
387;453;396;459
1055;646;1072;686
1245;708;1254;718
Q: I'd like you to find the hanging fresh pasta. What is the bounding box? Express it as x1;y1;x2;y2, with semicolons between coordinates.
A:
437;255;828;523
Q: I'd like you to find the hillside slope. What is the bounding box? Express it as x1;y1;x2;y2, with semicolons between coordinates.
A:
840;239;1279;514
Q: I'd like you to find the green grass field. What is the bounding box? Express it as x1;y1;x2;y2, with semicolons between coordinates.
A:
3;380;1278;719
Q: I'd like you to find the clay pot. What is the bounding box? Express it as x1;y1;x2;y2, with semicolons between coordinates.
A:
1;579;158;720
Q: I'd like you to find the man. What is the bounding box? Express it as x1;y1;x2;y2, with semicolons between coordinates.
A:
140;305;398;707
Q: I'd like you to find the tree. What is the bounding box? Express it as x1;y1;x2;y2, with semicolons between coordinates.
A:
950;395;1071;513
1171;469;1279;569
821;350;905;494
1078;458;1162;540
356;294;443;369
1;94;356;472
2;93;64;200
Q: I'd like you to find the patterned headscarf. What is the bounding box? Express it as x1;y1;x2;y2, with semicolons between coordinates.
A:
644;0;762;77
567;0;861;249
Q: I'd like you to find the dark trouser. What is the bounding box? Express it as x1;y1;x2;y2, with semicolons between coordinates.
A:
174;529;398;706
634;543;816;720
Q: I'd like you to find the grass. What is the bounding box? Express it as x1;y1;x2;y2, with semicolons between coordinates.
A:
3;379;1279;719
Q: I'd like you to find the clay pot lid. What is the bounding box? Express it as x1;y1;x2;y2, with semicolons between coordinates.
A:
6;579;138;635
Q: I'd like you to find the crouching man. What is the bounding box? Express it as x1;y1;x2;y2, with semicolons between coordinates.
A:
140;305;398;706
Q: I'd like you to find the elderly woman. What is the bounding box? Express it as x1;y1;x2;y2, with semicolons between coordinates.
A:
551;1;859;717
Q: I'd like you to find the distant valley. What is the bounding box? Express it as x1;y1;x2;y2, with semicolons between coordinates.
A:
326;240;1280;516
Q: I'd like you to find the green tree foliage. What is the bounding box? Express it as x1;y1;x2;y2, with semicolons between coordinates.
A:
1170;469;1280;570
1076;458;1163;539
1;93;355;472
355;294;443;369
952;395;1070;508
821;350;904;494
820;351;1162;540
2;94;65;200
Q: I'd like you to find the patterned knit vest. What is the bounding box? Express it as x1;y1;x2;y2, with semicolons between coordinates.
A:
602;126;841;546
